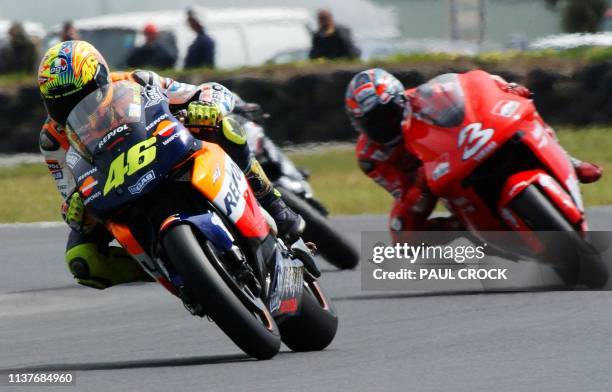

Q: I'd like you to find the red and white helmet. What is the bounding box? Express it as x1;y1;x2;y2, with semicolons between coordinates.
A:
345;68;409;145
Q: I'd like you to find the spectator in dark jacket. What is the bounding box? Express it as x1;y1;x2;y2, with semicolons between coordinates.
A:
60;21;79;41
0;22;38;74
309;9;360;60
126;23;177;69
184;10;215;69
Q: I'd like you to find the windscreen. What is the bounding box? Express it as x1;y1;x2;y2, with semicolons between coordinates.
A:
412;73;465;128
65;80;143;159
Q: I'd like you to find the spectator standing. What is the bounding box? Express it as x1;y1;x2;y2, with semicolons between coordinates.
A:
309;9;360;60
60;21;80;41
126;23;177;69
0;22;38;74
184;9;215;69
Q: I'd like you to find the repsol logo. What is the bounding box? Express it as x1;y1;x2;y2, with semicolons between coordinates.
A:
46;160;61;171
146;113;169;131
224;163;244;216
77;167;97;182
98;124;128;149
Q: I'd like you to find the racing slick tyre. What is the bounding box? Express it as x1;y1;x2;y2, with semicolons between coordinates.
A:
163;224;281;359
277;186;359;270
278;280;338;352
509;185;609;289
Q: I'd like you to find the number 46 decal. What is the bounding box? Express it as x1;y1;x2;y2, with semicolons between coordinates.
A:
103;137;157;195
457;123;494;160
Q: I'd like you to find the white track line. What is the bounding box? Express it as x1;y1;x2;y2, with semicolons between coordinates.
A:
0;221;64;228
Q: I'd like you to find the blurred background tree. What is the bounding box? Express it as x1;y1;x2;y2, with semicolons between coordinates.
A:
545;0;608;33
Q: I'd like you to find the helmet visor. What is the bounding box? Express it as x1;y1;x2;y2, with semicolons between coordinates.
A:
355;99;405;145
43;63;110;126
65;81;142;160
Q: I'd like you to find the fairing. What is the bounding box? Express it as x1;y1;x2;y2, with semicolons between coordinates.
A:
405;70;583;232
190;142;270;240
68;81;196;219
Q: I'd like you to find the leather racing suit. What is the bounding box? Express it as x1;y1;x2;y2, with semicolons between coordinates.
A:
356;73;601;243
40;70;293;289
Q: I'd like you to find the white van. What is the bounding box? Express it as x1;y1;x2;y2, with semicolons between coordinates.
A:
46;7;313;69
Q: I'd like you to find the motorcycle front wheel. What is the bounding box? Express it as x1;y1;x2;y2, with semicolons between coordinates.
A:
509;185;609;288
162;224;281;359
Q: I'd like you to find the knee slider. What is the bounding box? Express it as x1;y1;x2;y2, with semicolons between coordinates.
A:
66;244;112;289
68;257;90;279
390;217;404;232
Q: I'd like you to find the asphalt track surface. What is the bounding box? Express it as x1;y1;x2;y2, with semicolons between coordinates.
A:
2;209;612;392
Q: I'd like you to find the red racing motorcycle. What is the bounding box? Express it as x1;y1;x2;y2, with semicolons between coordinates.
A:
404;70;608;288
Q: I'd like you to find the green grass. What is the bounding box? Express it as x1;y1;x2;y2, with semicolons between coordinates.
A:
556;127;612;206
0;127;610;222
0;163;62;222
289;146;393;215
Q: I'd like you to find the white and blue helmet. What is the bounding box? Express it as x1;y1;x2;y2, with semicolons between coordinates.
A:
345;68;408;145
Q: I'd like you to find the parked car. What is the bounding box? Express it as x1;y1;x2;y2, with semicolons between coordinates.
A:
266;38;487;65
529;32;612;50
45;7;313;69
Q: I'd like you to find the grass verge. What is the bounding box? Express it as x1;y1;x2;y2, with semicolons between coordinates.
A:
5;47;612;88
0;163;62;222
0;127;610;222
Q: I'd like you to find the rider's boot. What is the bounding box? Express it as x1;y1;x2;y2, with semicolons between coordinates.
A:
571;158;603;184
244;158;305;242
547;128;602;184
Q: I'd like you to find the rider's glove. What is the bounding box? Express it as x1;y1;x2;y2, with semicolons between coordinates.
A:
503;82;533;99
187;101;223;129
187;101;241;143
61;193;94;233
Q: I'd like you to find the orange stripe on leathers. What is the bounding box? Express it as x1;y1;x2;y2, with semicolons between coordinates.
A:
110;71;136;83
42;121;70;151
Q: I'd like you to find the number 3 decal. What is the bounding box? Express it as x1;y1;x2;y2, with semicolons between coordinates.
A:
457;123;494;160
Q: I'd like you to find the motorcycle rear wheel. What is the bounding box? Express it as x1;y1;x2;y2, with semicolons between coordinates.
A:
278;187;359;270
163;224;281;359
509;185;609;288
278;280;338;352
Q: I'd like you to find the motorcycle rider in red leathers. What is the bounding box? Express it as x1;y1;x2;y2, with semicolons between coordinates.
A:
38;40;303;292
345;68;603;242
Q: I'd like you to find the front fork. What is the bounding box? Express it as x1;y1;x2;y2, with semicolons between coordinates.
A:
497;170;584;230
159;211;312;319
495;169;586;254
